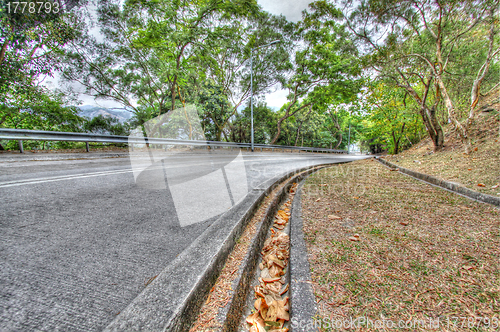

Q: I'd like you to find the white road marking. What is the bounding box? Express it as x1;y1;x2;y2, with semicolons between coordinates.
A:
0;154;349;188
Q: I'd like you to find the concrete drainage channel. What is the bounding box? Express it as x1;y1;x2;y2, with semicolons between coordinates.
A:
192;166;320;332
105;163;336;332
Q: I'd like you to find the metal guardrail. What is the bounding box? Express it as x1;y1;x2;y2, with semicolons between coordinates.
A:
0;128;347;154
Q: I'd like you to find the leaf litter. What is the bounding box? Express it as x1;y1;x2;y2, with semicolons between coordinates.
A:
189;175;311;331
245;182;298;332
301;160;500;331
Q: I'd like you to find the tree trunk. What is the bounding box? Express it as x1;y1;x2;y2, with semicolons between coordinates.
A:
0;38;9;65
294;108;312;146
419;104;444;151
270;118;284;145
392;123;405;154
271;103;311;144
395;79;444;152
435;77;471;153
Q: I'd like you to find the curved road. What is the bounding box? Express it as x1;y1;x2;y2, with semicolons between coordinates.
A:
0;150;368;331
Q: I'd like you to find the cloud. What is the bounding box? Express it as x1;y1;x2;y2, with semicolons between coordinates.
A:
257;0;314;22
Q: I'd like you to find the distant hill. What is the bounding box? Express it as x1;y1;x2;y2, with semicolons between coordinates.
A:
77;105;134;123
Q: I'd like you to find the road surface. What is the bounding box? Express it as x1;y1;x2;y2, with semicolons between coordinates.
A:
0;150;368;331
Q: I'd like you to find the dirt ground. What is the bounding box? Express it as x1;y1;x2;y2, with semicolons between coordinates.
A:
301;160;499;331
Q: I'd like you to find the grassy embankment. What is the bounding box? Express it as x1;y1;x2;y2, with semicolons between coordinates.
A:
300;114;499;331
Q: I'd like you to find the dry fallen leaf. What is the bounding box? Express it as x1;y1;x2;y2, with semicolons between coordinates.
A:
463;265;475;271
280;283;289;295
349;236;360;242
400;221;409;226
261;268;271;279
328;215;342;220
265;301;279;321
477;183;486;187
246;312;260;325
276;300;290;321
255;297;269;313
267;255;285;268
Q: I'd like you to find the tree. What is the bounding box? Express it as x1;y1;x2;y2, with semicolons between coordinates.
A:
227;102;277;144
0;0;88;94
270;0;361;144
60;0;261;135
194;10;295;141
83;114;129;136
0;1;91;150
195;80;233;141
346;0;500;153
363;82;424;154
0;89;84;150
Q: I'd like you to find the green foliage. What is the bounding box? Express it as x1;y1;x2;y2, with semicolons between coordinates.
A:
0;89;83;131
228;102;277;144
347;0;500;152
0;0;80;101
0;88;86;150
268;0;362;144
60;0;263;120
361;83;425;154
83;115;129;136
5;0;496;156
195;81;233;141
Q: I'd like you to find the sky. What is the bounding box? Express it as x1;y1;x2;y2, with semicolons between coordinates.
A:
48;0;314;109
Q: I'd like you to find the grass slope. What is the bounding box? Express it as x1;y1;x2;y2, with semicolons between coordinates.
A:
301;160;499;331
383;113;499;196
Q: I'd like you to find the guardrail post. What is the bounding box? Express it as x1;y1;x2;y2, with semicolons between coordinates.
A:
130;144;134;151
86;142;90;152
18;140;24;153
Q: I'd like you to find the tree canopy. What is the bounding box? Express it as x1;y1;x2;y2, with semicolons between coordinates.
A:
1;0;498;154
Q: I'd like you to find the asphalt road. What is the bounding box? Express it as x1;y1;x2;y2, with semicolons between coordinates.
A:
0;150;368;331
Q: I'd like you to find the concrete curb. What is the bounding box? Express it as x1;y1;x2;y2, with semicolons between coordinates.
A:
104;164;338;332
218;166;324;332
289;178;317;332
376;157;500;207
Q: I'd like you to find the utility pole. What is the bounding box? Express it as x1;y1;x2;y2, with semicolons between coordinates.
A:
250;40;281;152
347;116;351;154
